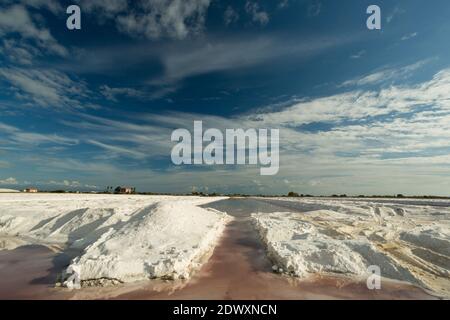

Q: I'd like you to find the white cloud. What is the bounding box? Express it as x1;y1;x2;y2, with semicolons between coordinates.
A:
60;113;173;160
61;180;80;187
401;32;418;41
100;84;176;101
65;33;355;85
0;67;96;109
0;177;18;185
100;85;148;102
3;0;63;14
307;1;322;17
278;0;290;9
245;1;269;26
0;5;66;57
156;35;349;84
0;122;79;146
257;67;450;129
87;139;147;159
340;59;432;87
79;0;211;40
248;67;450;185
16;0;62;14
224;6;239;26
386;6;404;24
0;39;42;65
25;156;118;174
39;179;99;189
350;50;366;59
77;0;128;18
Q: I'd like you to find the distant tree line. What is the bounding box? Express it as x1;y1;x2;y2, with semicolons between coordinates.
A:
33;188;450;199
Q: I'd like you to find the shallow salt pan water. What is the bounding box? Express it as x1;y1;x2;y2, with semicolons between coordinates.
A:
0;245;75;299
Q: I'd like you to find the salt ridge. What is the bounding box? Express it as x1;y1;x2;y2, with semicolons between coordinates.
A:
0;194;230;285
252;198;450;298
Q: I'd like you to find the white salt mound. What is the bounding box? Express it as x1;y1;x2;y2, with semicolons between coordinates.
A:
0;189;20;193
252;198;450;298
69;200;230;282
0;194;230;284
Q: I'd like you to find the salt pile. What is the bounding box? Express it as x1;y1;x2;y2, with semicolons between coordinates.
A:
0;188;20;193
68;200;230;282
252;198;450;298
0;194;230;285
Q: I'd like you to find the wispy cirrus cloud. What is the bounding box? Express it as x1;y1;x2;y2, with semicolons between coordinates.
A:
4;0;63;14
41;179;98;189
224;6;239;26
245;1;269;26
0;67;99;109
0;39;42;66
401;32;418;41
0;122;79;146
100;84;177;102
100;85;149;102
155;34;353;84
340;59;433;87
350;50;366;60
0;177;18;185
0;4;67;57
307;1;322;17
64;33;353;88
77;0;211;40
386;6;404;24
87;139;148;159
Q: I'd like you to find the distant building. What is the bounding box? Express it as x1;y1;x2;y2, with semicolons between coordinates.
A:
114;186;135;194
24;188;38;193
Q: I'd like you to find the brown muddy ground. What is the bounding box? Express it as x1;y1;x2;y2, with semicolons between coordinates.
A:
0;198;438;300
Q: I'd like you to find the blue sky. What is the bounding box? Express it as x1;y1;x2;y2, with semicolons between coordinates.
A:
1;0;450;195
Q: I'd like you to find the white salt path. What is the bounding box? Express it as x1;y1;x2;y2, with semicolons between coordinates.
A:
0;194;230;284
252;198;450;298
0;188;20;193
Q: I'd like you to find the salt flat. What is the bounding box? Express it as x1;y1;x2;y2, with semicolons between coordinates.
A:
252;197;450;298
1;194;448;297
0;194;230;284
